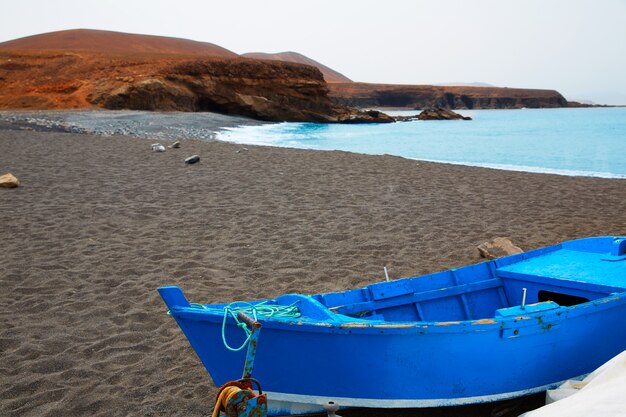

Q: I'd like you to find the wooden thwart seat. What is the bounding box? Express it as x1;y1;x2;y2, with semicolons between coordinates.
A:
333;278;504;317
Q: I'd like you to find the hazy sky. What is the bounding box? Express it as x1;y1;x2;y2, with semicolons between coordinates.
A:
2;0;625;104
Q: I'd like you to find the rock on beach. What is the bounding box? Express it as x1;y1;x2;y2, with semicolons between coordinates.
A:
0;172;20;188
478;237;524;259
185;155;200;164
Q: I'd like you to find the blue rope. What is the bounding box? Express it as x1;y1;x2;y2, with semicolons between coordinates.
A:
219;301;301;352
188;301;301;351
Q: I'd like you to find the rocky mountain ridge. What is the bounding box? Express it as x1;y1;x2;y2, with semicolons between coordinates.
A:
242;51;352;83
0;28;237;57
329;82;568;109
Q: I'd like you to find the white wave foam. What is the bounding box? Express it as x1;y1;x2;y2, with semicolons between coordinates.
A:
409;158;626;179
216;124;626;179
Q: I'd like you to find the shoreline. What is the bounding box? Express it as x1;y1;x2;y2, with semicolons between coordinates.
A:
2;109;625;180
1;128;625;416
405;157;626;180
216;135;626;180
217;107;626;180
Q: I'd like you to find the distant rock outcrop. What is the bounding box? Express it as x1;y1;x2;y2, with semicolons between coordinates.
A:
334;109;395;124
417;108;471;120
242;51;352;83
329;82;569;109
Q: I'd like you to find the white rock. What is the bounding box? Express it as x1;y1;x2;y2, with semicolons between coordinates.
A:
0;173;20;188
477;237;523;259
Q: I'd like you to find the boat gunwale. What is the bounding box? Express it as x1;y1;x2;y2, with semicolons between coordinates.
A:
167;291;626;335
164;236;626;335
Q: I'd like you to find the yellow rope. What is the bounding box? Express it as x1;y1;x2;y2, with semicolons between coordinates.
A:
212;385;253;417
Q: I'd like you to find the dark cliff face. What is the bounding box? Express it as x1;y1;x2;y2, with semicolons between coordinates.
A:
0;51;392;123
329;83;569;109
99;58;340;122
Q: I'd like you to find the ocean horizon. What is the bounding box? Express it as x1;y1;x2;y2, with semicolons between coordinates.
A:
218;107;626;179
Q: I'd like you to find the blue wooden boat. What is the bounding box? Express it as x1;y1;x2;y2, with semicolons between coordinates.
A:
159;236;626;415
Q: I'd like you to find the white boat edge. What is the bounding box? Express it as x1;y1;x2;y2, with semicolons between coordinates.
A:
265;375;586;415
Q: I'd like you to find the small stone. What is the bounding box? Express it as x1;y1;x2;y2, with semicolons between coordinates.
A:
185;155;200;165
151;143;166;152
0;173;20;188
169;141;181;149
478;237;523;260
236;148;249;154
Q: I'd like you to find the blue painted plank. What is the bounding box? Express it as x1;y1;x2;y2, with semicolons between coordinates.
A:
496;250;626;293
335;278;503;316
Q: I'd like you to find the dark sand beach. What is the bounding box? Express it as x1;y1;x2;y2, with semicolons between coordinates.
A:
1;127;625;417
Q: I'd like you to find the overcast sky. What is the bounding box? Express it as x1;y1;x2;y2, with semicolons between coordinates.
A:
2;0;625;104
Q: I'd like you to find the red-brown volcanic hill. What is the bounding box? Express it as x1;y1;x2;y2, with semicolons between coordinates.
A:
0;29;569;118
242;51;352;83
0;52;390;123
0;50;323;120
0;28;237;57
329;82;568;109
0;29;395;122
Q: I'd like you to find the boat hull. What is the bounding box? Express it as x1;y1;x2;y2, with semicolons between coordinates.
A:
164;290;626;414
158;236;626;414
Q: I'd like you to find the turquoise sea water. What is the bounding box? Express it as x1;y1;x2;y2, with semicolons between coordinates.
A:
217;108;626;178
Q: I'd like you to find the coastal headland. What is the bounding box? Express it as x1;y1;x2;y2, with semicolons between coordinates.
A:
0;49;389;123
328;82;568;109
0;29;578;123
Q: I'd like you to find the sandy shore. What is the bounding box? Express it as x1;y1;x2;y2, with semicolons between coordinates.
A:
1;128;625;417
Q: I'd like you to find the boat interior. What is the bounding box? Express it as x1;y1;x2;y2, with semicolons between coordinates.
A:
277;237;626;323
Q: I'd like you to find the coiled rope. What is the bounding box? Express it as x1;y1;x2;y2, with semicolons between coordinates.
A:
212;385;251;417
191;301;301;352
